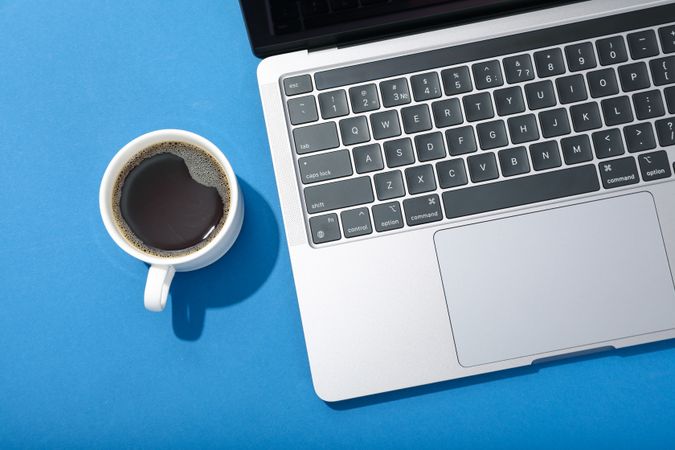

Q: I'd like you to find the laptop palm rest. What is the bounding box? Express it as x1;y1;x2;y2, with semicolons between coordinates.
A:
434;192;675;367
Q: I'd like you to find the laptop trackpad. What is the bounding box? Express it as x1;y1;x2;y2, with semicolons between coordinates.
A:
434;193;675;367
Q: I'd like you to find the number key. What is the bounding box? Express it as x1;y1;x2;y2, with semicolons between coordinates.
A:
349;84;380;113
565;42;597;72
534;48;566;77
379;78;411;107
411;72;441;101
596;36;628;66
503;54;534;83
318;90;349;119
441;66;472;95
472;60;503;89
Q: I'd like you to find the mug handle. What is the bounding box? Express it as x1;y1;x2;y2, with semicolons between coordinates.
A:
144;265;176;312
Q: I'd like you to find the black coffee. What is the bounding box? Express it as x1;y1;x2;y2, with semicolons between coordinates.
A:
112;142;230;257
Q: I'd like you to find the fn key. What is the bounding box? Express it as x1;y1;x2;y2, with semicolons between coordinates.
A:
309;214;340;244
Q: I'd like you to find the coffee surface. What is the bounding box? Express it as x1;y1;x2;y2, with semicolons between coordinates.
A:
112;142;230;257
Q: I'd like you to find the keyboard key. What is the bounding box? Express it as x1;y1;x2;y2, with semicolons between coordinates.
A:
525;80;556;110
534;48;566;77
624;123;656;153
508;114;539;144
570;102;602;132
503;54;535;84
632;90;665;120
463;93;494;121
405;165;436;194
658;25;675;54
372;202;404;232
638;150;672;181
401;104;432;133
411;72;442;101
494;86;525;116
298;149;353;184
339;116;370;145
288;96;319;125
432;98;463;128
565;42;597;72
618;62;650;92
283;75;312;96
472;60;504;89
601;96;634;126
627;30;659;59
318;90;349;119
436;159;468;189
304;176;374;213
415;132;446;162
556;75;588;104
370;110;401;140
349;84;380;113
340;207;373;238
379;78;411;107
596;36;628;66
383;138;415;167
374;170;405;200
446;126;477;155
561;135;593;164
592;129;624;159
599;157;639;189
655;118;675;146
498;146;530;177
441;66;472;95
294;122;339;154
587;69;619;98
539;108;571;138
649;56;675;86
353;143;383;173
309;213;340;244
665;87;675;113
530;141;562;170
467;153;499;183
477;120;508;150
403;194;443;226
442;165;600;219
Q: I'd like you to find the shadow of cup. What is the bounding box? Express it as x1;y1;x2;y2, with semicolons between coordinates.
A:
171;179;280;340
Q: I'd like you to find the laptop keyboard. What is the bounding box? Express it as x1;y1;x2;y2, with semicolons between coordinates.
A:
280;6;675;245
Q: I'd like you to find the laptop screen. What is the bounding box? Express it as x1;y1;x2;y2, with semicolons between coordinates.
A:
240;0;569;57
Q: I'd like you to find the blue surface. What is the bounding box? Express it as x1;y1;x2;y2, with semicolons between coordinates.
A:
1;1;674;447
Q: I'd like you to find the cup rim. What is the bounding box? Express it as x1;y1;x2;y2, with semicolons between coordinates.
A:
99;129;240;266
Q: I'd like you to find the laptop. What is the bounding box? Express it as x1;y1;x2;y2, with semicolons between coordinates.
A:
240;0;675;401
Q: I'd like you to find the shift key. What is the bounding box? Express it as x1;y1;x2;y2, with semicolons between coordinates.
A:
304;176;374;213
299;149;353;184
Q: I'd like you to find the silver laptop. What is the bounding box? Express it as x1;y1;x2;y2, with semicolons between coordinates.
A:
241;0;675;401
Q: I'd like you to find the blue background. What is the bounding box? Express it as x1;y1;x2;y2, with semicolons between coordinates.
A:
1;0;674;447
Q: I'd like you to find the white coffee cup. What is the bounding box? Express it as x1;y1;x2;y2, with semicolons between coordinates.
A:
99;129;244;312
